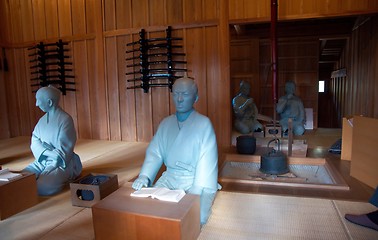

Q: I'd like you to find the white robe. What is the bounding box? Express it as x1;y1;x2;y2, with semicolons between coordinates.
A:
24;107;82;195
139;110;219;224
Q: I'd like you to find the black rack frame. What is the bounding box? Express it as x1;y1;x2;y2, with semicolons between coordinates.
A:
126;26;187;93
28;39;75;95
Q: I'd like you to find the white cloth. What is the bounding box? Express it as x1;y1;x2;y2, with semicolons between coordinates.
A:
139;110;219;224
25;107;82;195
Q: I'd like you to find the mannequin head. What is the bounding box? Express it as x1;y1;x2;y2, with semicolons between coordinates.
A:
35;86;61;112
172;76;198;121
239;80;251;96
285;81;296;95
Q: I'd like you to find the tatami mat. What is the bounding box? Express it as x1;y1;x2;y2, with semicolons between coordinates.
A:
334;200;378;240
199;191;378;240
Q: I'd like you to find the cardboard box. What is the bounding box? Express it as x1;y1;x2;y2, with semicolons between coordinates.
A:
0;172;38;220
92;186;200;240
70;173;118;208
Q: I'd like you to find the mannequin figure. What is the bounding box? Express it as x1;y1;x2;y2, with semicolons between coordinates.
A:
232;81;263;134
23;86;82;196
132;76;220;225
276;81;306;136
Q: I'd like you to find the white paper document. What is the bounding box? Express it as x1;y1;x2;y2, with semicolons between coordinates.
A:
130;187;186;203
0;168;23;182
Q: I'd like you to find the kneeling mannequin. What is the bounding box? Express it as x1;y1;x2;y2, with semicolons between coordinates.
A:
23;86;82;196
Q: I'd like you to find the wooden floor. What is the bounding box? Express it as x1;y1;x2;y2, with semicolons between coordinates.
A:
0;128;375;239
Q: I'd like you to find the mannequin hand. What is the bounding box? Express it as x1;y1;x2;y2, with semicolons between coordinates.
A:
132;175;149;190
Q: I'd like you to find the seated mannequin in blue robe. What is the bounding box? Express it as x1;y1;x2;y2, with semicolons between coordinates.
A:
232;80;263;134
276;81;306;136
23;86;82;196
132;76;220;225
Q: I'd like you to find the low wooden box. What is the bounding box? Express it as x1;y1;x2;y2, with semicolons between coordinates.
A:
0;172;38;220
70;173;118;208
253;129;265;138
92;186;200;240
265;124;282;138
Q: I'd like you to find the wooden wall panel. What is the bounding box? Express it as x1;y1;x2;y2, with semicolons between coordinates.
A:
24;49;41;132
203;0;219;20
14;48;32;135
0;0;11;44
148;0;166;26
149;30;172;134
44;0;59;39
86;39;109;140
166;0;183;24
73;40;92;139
117;35;136;141
9;0;23;42
228;0;245;21
71;0;86;35
185;28;207;115
183;0;202;22
115;0;131;29
104;0;116;31
31;0;47;40
331;16;378;121
132;0;149;28
20;0;35;42
0;67;10;138
245;0;269;19
105;37;121;140
3;49;21;136
57;0;72;36
230;39;260;108
135;86;153;142
205;26;224;145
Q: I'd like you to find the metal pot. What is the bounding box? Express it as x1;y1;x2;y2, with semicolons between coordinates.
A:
236;135;256;155
260;139;289;175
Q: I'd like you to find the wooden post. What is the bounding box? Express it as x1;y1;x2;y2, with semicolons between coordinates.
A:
271;0;278;124
288;118;293;157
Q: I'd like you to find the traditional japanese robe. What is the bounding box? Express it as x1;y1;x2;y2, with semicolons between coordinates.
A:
276;94;306;135
139;110;219;225
24;107;82;196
